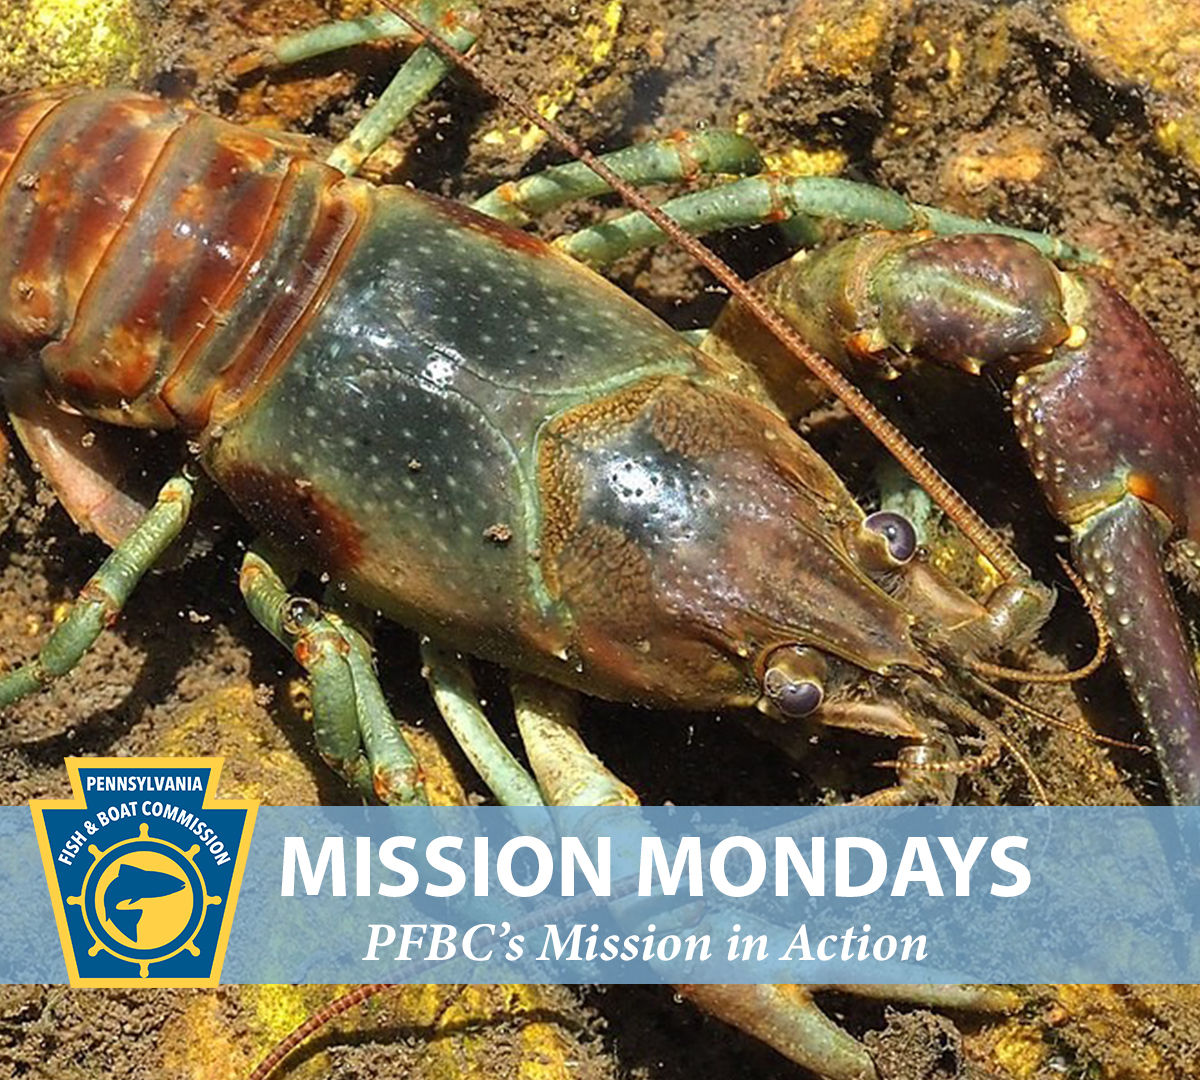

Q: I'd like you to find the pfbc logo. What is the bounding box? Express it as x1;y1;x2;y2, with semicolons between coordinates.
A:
31;758;256;987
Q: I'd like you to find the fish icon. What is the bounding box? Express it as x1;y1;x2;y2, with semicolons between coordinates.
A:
105;863;187;941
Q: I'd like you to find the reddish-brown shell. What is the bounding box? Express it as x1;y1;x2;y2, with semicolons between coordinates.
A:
0;88;369;432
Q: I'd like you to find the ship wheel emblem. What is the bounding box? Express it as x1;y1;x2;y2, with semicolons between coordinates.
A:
67;823;222;978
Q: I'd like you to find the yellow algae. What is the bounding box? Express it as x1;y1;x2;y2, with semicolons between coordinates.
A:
161;993;255;1080
771;0;914;86
518;1021;578;1080
154;683;324;806
0;0;155;90
512;987;581;1080
330;0;377;18
405;725;470;806
421;985;580;1080
1059;0;1200;102
762;145;848;177
1038;985;1200;1079
969;987;1200;1080
986;1021;1046;1078
584;0;623;66
172;985;583;1080
946;42;962;82
252;984;337;1043
1156;113;1200;169
481;0;624;154
1060;0;1200;170
942;128;1053;200
906;6;1012;96
162;985;363;1080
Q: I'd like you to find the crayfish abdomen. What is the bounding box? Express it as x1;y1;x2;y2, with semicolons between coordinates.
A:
0;89;352;429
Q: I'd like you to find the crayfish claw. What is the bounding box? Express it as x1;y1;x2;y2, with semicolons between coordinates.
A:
1007;270;1200;804
752;229;1200;803
1074;496;1200;804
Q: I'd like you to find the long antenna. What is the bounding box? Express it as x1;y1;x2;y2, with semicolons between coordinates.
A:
247;984;388;1080
375;0;1025;582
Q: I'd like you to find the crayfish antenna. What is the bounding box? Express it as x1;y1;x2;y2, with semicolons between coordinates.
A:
247;984;390;1080
965;673;1147;756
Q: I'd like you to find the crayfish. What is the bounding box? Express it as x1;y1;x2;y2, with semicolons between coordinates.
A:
3;0;1200;1076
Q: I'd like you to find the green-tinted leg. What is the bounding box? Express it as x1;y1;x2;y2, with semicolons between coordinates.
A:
556;174;1100;267
267;0;481;177
239;546;426;804
0;469;198;708
510;673;638;806
470;132;764;226
682;985;880;1080
419;640;543;806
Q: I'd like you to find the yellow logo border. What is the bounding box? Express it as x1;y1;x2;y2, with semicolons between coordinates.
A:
31;757;258;988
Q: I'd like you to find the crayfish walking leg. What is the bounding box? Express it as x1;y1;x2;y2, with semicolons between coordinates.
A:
0;469;199;707
247;668;1018;1080
239;547;427;805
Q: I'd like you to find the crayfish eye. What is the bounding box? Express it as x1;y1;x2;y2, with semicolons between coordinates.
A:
767;677;823;717
761;645;828;719
864;510;918;564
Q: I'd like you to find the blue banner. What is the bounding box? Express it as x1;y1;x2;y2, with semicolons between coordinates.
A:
8;801;1200;985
